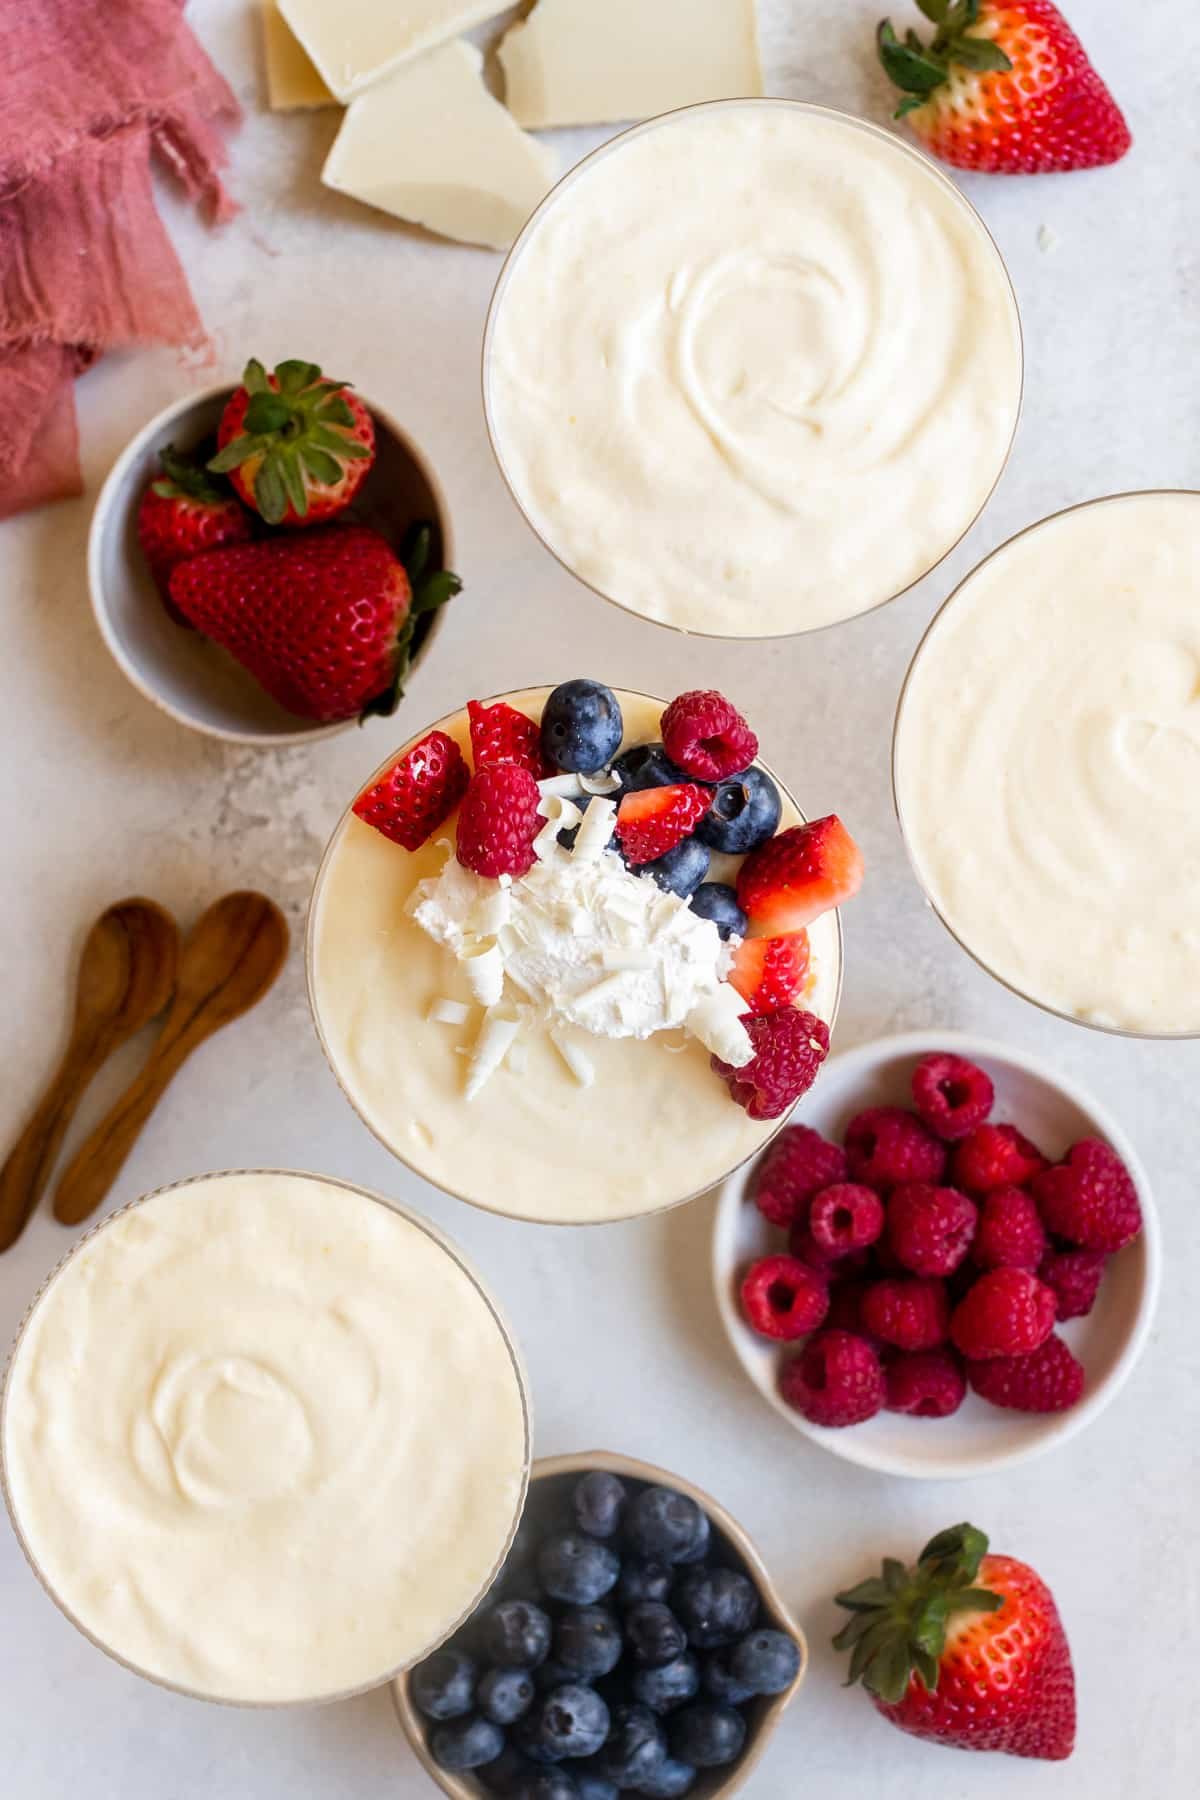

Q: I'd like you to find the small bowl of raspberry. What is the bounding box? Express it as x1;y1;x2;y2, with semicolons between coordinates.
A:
712;1031;1161;1479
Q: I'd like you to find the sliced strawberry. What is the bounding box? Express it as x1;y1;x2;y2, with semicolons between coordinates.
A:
737;816;863;934
468;698;550;779
614;783;711;867
728;932;811;1016
352;730;469;851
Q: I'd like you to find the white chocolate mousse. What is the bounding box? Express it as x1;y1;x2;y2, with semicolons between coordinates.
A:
895;492;1200;1034
2;1172;529;1703
309;690;842;1222
485;102;1021;636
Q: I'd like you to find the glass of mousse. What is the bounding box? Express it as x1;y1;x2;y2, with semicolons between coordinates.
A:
483;99;1022;640
308;683;858;1224
1;1170;531;1705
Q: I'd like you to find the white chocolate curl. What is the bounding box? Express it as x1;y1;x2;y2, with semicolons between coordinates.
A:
465;1005;523;1100
571;796;617;864
686;986;754;1067
460;939;505;1008
550;1024;595;1088
427;997;470;1026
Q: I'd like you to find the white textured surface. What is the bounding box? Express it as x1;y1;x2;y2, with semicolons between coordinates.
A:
0;2;1197;1794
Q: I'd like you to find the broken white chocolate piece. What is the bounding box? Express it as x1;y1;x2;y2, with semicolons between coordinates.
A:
460;939;505;1008
571;796;617;864
687;986;754;1067
279;0;510;102
534;794;581;860
321;41;556;252
579;769;623;797
498;0;763;129
465;1005;522;1100
538;773;586;801
427;996;471;1026
262;0;335;109
550;1023;595;1088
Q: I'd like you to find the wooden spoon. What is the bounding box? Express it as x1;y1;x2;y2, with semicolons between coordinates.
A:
0;900;178;1253
53;892;289;1228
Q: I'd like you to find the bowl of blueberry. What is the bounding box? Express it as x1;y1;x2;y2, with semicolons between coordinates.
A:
394;1451;806;1798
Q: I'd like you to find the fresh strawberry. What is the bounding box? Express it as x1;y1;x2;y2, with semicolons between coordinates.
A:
835;1522;1076;1760
169;523;459;722
614;783;710;866
136;444;252;601
737;816;863;934
352;730;469;851
468;698;550;779
208;357;376;525
878;0;1131;174
728;932;810;1016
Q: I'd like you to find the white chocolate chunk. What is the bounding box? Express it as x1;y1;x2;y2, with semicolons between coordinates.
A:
321;41;556;252
262;0;335;109
687;986;754;1067
460;939;505;1008
427;996;471;1026
498;0;763;129
465;1005;522;1100
550;1024;595;1088
571;797;617;864
279;0;511;102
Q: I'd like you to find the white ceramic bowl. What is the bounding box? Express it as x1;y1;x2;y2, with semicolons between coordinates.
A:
713;1031;1160;1480
88;383;455;746
393;1450;807;1800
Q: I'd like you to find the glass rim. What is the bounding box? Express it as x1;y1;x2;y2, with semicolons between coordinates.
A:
891;487;1200;1041
305;684;846;1226
0;1168;533;1709
481;95;1025;644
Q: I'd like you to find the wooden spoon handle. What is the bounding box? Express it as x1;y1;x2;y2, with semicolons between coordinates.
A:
0;1027;114;1252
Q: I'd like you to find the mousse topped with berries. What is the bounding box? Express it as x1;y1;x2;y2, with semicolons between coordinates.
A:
310;684;861;1222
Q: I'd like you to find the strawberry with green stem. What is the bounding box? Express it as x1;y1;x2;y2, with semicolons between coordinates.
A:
136;443;253;602
209;357;376;526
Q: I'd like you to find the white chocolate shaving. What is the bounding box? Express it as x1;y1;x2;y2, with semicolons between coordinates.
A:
572;796;617;863
687;986;755;1067
601;947;656;971
550;1024;595;1088
460;939;505;1008
427;996;470;1026
579;769;622;796
465;1005;522;1101
534;794;581;860
470;887;512;936
538;773;586;801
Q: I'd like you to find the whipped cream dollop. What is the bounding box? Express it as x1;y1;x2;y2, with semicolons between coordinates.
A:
412;794;753;1090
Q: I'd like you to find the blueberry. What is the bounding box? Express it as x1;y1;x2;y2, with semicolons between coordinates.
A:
669;1702;747;1769
598;1703;668;1786
729;1628;802;1696
534;1683;611;1759
640;837;710;898
515;1714;568;1765
632;1654;700;1715
625;1602;687;1668
571;1763;619;1800
625;1488;708;1565
479;1666;537;1725
535;1659;576;1693
479;1742;536;1796
515;1773;580;1800
617;1558;674;1608
573;1471;628;1539
611;743;691;793
672;1567;759;1648
700;1650;754;1707
482;1599;554;1669
674;1511;711;1565
635;1758;698;1797
430;1714;506;1771
538;1533;620;1605
541;681;624;774
555;1606;623;1679
687;883;748;941
411;1648;477;1720
695;766;781;855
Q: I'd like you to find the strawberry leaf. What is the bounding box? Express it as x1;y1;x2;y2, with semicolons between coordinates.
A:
949;34;1012;73
320;397;356;429
207;437;260;473
274;358;321;394
241;357;270;396
915;0;949;19
254;459;289;525
877;20;947;95
244;393;292;434
279;450;308;517
402;522;432;586
300;446;343;486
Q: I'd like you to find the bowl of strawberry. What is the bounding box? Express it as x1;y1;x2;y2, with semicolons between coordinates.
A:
713;1032;1160;1479
394;1452;806;1799
89;358;460;744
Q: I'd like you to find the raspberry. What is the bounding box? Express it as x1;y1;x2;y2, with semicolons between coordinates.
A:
884;1347;966;1418
712;1010;829;1121
353;729;469;851
808;1184;885;1257
1032;1139;1142;1253
968;1334;1085;1414
750;1125;847;1229
739;1255;829;1342
728;932;810;1016
824;1280;875;1338
660;689;758;782
468;697;550;778
972;1186;1048;1273
778;1330;884;1428
787;1224;872;1280
1039;1247;1107;1321
860;1277;949;1351
886;1183;977;1276
951;1123;1047;1195
949;1268;1057;1360
910;1052;994;1141
844;1107;946;1191
456;764;542;879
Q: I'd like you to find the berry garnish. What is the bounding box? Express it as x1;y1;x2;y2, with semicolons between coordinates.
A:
727;931;810;1016
1032;1139;1142;1252
951;1122;1047;1195
688;882;747;941
887;1183;978;1277
949;1268;1057;1361
884;1347;966;1419
973;1186;1048;1273
696;766;781;855
736;815;864;934
642;836;711;898
611;741;691;792
712;1010;830;1121
540;679;624;773
456;764;542;879
468;697;550;778
779;1329;885;1428
614;783;711;866
750;1124;847;1228
968;1333;1086;1414
209;356;375;525
660;689;757;782
807;1183;885;1257
1038;1248;1107;1321
861;1277;949;1351
911;1052;994;1141
353;729;468;850
844;1107;946;1190
739;1254;829;1341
